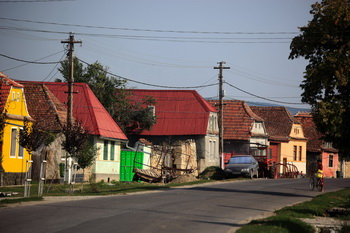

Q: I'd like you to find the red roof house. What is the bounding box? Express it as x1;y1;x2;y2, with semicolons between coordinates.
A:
208;100;268;163
129;89;217;136
251;106;307;176
128;89;219;172
19;81;127;182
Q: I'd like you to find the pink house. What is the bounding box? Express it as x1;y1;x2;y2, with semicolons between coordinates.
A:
295;112;339;178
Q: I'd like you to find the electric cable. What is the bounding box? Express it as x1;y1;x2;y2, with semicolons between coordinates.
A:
0;52;60;64
78;58;218;89
225;81;306;105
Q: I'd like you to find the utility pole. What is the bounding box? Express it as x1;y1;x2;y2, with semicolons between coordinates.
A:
61;32;82;184
214;61;230;169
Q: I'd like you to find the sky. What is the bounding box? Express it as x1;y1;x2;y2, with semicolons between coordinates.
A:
0;0;316;110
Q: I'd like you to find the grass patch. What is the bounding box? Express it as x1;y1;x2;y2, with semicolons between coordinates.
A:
237;216;313;233
237;188;350;232
0;196;43;207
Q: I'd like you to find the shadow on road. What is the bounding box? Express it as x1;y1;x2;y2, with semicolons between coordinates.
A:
182;186;313;198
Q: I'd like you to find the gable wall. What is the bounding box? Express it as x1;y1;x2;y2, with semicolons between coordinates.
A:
2;87;32;173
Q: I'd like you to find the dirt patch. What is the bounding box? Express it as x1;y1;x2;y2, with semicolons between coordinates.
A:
170;174;198;184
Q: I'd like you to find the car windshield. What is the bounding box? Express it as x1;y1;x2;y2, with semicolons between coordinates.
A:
229;156;252;164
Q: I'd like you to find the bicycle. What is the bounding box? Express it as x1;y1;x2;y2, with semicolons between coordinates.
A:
309;175;323;192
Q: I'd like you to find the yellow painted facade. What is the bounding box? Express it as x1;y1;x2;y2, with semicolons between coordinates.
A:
2;86;32;173
278;123;307;174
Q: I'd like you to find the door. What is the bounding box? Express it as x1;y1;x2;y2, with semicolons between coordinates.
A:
120;150;144;181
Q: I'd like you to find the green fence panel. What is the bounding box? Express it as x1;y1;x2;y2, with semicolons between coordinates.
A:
120;150;144;181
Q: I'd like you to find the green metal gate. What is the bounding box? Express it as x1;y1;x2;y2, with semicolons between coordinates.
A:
120;150;144;181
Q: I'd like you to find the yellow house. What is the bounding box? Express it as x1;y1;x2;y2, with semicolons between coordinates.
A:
0;72;33;180
250;106;307;176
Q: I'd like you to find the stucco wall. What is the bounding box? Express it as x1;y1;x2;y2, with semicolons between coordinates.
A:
92;137;121;182
279;139;307;175
321;152;339;178
2;87;32;173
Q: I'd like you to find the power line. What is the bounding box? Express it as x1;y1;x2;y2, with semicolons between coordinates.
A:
0;17;299;35
0;26;293;43
0;52;61;64
225;81;306;105
78;58;218;89
0;51;64;72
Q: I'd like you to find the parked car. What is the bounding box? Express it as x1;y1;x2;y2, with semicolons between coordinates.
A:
224;155;259;178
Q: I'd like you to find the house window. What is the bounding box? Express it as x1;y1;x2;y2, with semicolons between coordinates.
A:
329;154;334;167
110;141;115;161
10;128;18;157
299;146;302;161
148;105;155;116
103;140;109;160
293;145;297;161
209;140;216;162
18;129;24;158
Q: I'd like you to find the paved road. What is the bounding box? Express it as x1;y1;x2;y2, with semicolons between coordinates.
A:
1;178;349;233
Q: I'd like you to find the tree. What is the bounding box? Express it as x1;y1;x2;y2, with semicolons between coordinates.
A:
58;58;126;117
289;0;350;158
73;142;98;190
58;58;156;135
62;120;90;157
19;118;56;156
114;89;156;135
62;120;96;187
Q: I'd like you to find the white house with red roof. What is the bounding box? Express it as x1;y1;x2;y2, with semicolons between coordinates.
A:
128;89;219;172
20;81;127;182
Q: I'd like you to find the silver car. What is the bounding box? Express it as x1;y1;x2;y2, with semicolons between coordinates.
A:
224;155;259;178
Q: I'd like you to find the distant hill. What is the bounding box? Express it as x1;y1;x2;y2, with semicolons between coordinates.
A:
245;101;311;115
205;98;311;115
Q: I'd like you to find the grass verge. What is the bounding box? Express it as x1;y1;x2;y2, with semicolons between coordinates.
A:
236;188;350;233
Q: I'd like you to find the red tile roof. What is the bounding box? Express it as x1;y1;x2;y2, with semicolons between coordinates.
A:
250;106;300;142
295;112;338;153
0;72;23;112
129;89;217;135
19;81;127;140
208;100;263;140
19;82;67;131
46;82;127;140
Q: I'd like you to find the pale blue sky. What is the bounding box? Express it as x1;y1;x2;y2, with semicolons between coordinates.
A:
0;0;315;109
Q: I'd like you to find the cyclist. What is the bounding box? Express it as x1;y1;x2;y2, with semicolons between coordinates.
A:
316;159;324;192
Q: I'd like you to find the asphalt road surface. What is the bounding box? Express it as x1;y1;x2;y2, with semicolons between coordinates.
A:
1;178;349;233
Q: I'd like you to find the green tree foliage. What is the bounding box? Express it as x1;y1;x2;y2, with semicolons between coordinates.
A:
114;89;156;135
73;142;98;189
62;120;90;157
289;0;350;157
58;58;157;135
58;58;125;117
19;118;56;155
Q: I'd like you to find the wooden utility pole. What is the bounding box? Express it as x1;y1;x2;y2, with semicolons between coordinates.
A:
214;61;230;168
61;32;82;184
61;32;82;131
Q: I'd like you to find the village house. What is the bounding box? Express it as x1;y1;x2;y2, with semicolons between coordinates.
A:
208;100;269;165
295;112;339;178
20;81;128;183
0;73;34;185
250;106;307;176
19;81;67;183
127;89;219;173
